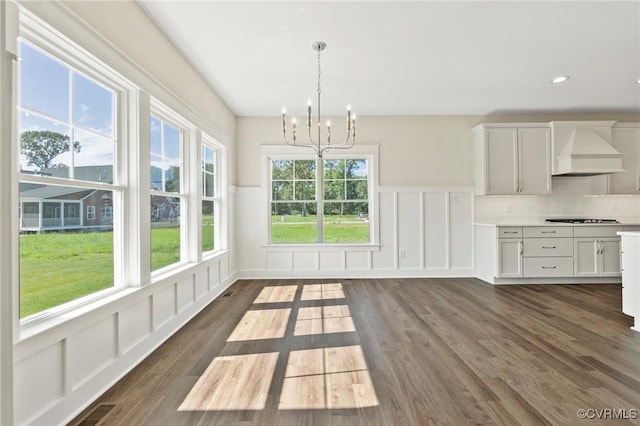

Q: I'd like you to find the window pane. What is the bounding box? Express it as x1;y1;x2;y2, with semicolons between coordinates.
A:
19;184;114;318
19;112;70;173
150;155;163;190
294;180;315;201
164;124;181;161
164;163;181;193
345;159;367;179
19;41;69;121
346;180;368;200
323;202;369;243
202;200;214;252
204;172;214;197
150;116;162;155
324;180;345;200
202;145;215;173
272;160;293;180
271;202;317;243
272;181;293;201
73;73;114;137
151;195;181;271
73;129;114;181
324;159;345;179
294;160;316;179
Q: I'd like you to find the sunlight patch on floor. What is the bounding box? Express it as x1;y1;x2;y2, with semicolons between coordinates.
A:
227;308;291;341
294;305;356;336
300;283;345;301
253;285;298;304
279;345;379;409
178;352;279;411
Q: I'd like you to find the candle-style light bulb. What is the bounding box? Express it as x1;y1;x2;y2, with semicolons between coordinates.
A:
352;114;356;139
282;108;286;133
347;105;352;132
327;120;331;144
307;100;312;128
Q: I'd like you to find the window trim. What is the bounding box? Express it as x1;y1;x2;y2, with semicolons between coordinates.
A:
201;133;223;255
262;144;379;247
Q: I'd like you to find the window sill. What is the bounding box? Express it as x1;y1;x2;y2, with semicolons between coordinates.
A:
262;244;380;252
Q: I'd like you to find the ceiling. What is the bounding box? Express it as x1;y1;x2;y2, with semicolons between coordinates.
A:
138;1;640;117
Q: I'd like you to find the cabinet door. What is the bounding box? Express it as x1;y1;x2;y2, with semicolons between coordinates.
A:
497;239;522;277
608;128;639;194
621;237;640;316
518;128;551;194
574;238;598;276
485;128;518;195
599;238;621;277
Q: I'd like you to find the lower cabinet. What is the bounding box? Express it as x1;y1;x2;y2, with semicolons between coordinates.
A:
494;225;623;279
620;234;640;318
498;238;522;277
574;238;621;278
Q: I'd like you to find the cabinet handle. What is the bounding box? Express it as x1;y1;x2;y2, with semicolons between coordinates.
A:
503;231;518;234
542;266;557;269
519;240;523;255
542;231;556;234
542;246;556;249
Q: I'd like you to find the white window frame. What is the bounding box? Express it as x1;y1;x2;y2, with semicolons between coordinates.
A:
16;9;132;326
261;144;379;248
87;205;95;220
200;133;224;255
149;101;192;276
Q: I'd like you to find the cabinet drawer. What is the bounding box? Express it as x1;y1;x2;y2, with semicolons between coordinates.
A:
523;238;573;257
497;227;522;238
524;257;573;277
573;226;623;238
523;226;573;238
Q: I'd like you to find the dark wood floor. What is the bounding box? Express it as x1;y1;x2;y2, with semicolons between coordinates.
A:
70;278;640;425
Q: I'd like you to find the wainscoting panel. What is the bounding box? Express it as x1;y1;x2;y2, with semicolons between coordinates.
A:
68;316;117;390
119;298;152;355
14;342;64;425
237;186;475;278
14;251;236;426
424;192;448;269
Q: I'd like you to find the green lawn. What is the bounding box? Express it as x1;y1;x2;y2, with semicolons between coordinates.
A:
19;215;363;318
20;226;185;318
271;215;369;243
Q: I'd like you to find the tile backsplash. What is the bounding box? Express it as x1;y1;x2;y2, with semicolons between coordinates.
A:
475;176;640;223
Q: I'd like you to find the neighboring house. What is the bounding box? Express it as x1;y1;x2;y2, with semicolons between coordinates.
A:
19;165;114;233
20;165;180;232
19;184;113;233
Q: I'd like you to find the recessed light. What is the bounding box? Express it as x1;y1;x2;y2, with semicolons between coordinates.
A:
551;75;570;84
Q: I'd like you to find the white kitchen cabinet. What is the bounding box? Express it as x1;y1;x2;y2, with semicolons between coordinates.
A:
498;238;523;277
474;125;551;195
608;125;640;194
620;233;639;321
574;237;621;277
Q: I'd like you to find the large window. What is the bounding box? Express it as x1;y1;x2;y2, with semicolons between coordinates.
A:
17;38;120;318
150;114;184;272
269;152;375;244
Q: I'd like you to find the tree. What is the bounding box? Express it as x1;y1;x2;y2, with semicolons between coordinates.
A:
20;130;80;170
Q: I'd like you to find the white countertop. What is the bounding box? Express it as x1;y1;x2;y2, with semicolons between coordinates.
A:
475;221;640;227
618;231;640;237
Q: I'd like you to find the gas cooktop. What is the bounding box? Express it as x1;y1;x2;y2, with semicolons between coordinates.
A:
545;218;620;224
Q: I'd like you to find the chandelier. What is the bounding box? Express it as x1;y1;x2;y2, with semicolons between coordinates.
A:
282;41;356;158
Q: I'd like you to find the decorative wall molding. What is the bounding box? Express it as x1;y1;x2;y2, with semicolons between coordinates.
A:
237;185;475;279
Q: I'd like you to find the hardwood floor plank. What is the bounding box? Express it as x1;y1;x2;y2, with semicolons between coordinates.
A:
69;279;640;426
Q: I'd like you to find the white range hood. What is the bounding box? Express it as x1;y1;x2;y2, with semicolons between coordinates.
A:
551;121;626;176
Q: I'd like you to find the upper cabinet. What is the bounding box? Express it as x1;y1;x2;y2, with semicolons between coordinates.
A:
607;124;640;194
474;124;551;195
